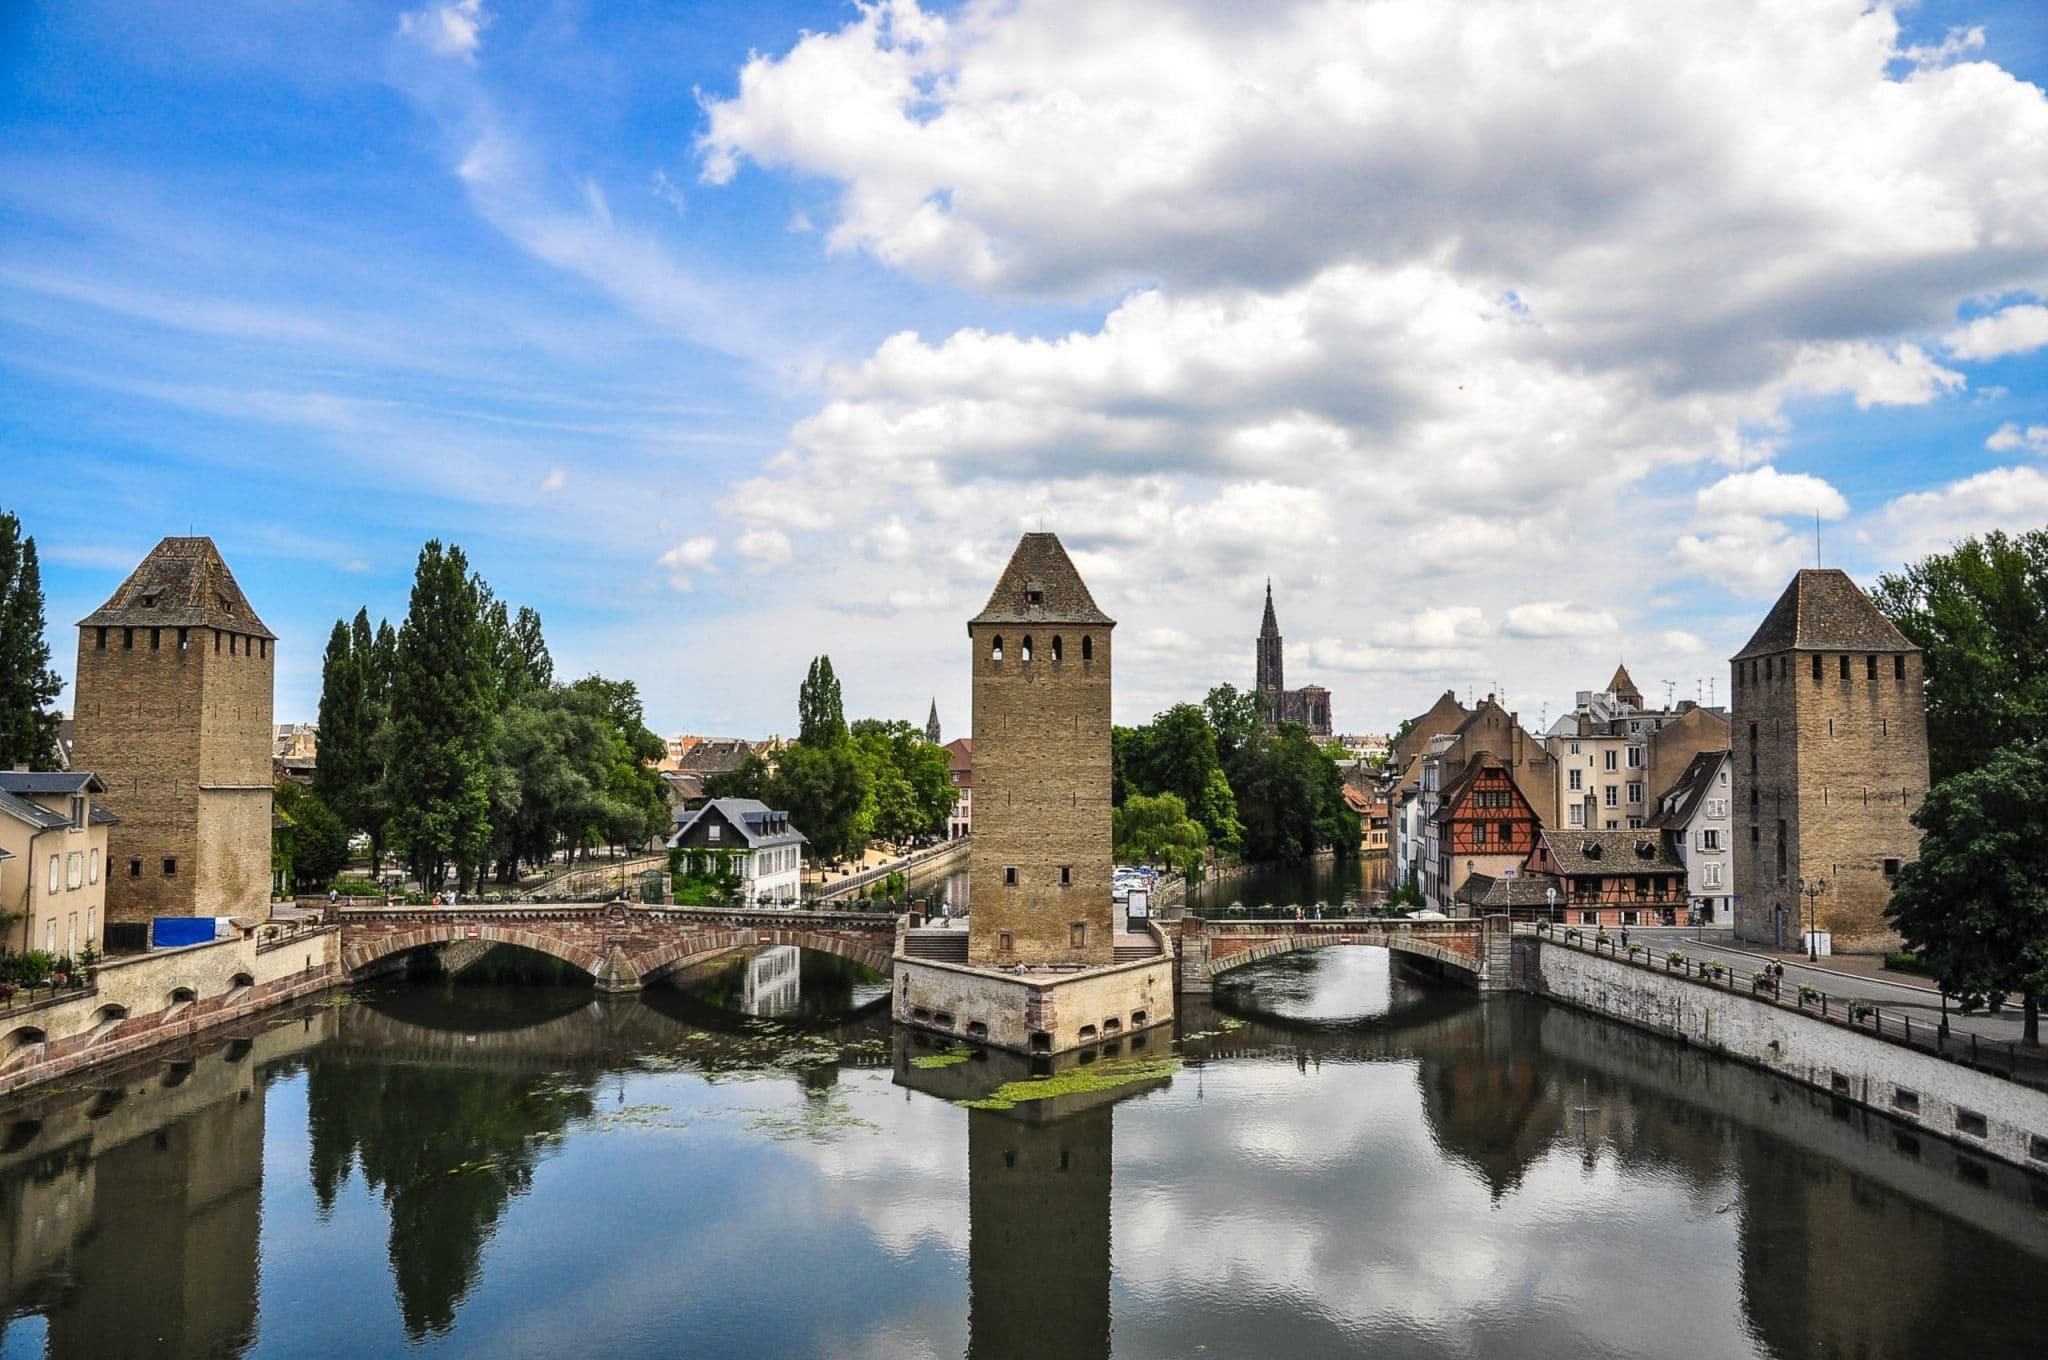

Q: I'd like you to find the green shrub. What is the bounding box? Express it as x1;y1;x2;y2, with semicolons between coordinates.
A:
332;875;384;897
1884;952;1931;977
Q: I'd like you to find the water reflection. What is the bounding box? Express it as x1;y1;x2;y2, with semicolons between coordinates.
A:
0;955;2043;1358
1187;854;1389;915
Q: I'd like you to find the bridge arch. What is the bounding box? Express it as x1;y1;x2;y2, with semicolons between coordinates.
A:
630;928;892;987
342;922;607;980
1193;923;1487;991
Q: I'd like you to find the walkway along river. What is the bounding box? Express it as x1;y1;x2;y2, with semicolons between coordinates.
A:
0;945;2042;1358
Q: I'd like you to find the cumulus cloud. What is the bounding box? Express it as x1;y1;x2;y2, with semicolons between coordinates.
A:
736;526;793;569
1946;304;2048;361
1696;467;1848;521
681;0;2048;722
1881;466;2048;560
1987;423;2048;456
656;536;717;591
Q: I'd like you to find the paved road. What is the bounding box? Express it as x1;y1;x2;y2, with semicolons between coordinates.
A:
1623;926;2031;1046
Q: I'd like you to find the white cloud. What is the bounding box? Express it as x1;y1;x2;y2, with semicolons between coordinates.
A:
1880;466;2048;560
1696;467;1848;521
1776;342;1964;409
656;536;717;592
736;527;793;569
1500;603;1620;640
1945;304;2048;361
1987;423;2048;456
539;466;566;494
399;0;489;60
1658;630;1706;655
1901;26;1986;70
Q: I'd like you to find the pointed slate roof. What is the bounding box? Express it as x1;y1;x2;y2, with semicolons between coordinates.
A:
1607;662;1641;701
1260;579;1280;637
1731;569;1915;661
969;532;1114;628
1650;749;1728;830
78;536;274;639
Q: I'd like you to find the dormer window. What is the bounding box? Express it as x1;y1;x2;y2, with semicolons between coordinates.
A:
1024;581;1044;607
140;592;158;608
991;635;1004;662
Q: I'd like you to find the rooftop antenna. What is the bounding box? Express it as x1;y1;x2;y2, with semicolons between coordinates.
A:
1663;680;1676;709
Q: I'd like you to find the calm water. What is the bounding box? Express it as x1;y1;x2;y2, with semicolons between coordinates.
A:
3;946;2045;1359
1187;854;1390;915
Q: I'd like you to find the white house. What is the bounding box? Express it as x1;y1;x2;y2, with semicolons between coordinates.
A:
668;798;807;906
1649;750;1733;926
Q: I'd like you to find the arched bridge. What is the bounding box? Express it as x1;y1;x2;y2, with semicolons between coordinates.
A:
1176;917;1511;993
336;903;897;992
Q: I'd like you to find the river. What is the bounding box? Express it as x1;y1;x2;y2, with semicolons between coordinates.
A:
1187;854;1390;915
1;946;2043;1358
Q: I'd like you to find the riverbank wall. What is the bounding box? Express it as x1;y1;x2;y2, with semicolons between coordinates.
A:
0;922;342;1099
1518;937;2048;1173
814;838;970;902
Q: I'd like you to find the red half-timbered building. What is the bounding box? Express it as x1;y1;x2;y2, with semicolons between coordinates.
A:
1524;828;1689;926
1432;755;1541;913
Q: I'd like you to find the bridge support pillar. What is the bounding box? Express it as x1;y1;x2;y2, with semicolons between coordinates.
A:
1175;921;1212;994
592;943;644;994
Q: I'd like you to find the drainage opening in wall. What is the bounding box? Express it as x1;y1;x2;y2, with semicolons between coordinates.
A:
933;1012;955;1030
1955;1108;1989;1139
1891;1087;1920;1116
1029;1032;1051;1054
1829;1070;1850;1095
1077;1024;1097;1040
2031;1134;2048;1163
1130;1009;1147;1026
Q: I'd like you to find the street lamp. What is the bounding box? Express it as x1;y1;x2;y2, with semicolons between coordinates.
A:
1798;874;1829;963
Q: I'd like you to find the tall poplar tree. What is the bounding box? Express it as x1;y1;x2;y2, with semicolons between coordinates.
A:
388;542;495;890
0;511;62;771
314;619;365;831
798;655;847;746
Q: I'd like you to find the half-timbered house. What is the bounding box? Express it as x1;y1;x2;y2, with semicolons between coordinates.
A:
1523;828;1689;927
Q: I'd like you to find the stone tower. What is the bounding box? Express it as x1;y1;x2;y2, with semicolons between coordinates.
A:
72;537;275;923
967;533;1115;967
1256;580;1284;697
1730;569;1928;953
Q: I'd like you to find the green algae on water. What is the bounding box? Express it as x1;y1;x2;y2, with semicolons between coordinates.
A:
951;1056;1181;1111
910;1049;975;1069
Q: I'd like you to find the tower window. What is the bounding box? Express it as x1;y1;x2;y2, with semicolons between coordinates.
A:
95;627;107;650
215;630;222;653
1070;922;1087;950
1059;865;1072;886
1866;655;1877;680
163;857;178;876
999;931;1013;953
1839;655;1849;680
1020;635;1033;662
1883;858;1901;879
1081;635;1093;661
1894;654;1905;679
129;858;142;878
990;635;1003;662
1811;654;1821;682
1004;865;1018;886
1025;586;1043;606
1051;635;1063;662
150;628;161;651
177;628;189;651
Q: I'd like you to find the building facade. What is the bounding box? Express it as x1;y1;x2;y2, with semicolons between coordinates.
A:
944;737;974;839
667;797;806;905
0;771;116;959
1524;828;1690;927
1546;670;1727;833
70;538;274;923
1730;569;1929;953
968;533;1115;968
1430;755;1543;914
1651;749;1734;926
1254;582;1333;737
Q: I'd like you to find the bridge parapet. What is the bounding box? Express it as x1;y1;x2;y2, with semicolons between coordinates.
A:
1175;916;1506;993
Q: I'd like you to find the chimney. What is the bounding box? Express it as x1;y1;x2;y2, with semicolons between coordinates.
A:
10;764;25;774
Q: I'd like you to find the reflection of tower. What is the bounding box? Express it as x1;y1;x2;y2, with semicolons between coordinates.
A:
742;945;803;1017
967;1105;1112;1360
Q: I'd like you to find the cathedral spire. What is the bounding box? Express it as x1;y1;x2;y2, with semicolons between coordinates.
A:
925;698;941;744
1260;578;1279;637
1256;579;1284;694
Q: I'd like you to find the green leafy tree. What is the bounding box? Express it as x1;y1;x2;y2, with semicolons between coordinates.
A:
0;511;61;770
362;615;399;871
1203;683;1265;769
1887;739;2048;1043
767;741;868;862
388;542;495;891
1874;529;2048;783
1230;723;1354;861
1121;703;1239;849
798;655;848;747
275;781;351;890
850;719;957;844
1113;791;1208;874
315;614;369;839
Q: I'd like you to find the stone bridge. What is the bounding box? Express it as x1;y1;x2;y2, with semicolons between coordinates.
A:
335;903;898;993
1176;916;1511;993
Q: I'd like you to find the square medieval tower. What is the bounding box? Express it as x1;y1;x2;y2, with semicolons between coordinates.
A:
1730;569;1929;953
967;533;1115;967
71;537;276;923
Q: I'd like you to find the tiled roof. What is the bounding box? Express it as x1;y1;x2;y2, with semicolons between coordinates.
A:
969;532;1114;627
670;797;807;848
677;738;753;773
1455;873;1557;908
1538;828;1685;876
0;789;69;830
1732;569;1915;661
78;536;274;639
0;771;103;796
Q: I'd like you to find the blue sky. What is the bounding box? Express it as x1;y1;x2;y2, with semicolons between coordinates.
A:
6;0;2048;736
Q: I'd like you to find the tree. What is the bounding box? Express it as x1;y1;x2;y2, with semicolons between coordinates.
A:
850;719;957;844
1113;792;1208;874
1230;723;1354;861
766;741;868;862
1203;684;1265;769
1121;704;1241;851
362;616;399;871
387;542;495;891
1887;739;2048;1044
798;655;848;747
315;615;369;838
0;511;61;770
1874;529;2048;783
275;782;350;890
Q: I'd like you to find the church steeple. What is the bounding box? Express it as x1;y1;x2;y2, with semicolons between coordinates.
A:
1256;580;1284;695
925;698;941;744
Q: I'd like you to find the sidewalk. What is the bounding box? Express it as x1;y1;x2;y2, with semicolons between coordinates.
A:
1630;926;2030;1045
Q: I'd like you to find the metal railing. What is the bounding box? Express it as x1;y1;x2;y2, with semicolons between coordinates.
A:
1528;921;2047;1092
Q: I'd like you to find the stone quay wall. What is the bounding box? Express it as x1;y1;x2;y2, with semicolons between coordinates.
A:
1520;937;2048;1172
0;923;341;1098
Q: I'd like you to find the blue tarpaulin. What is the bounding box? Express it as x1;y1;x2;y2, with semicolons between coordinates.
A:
152;917;223;948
